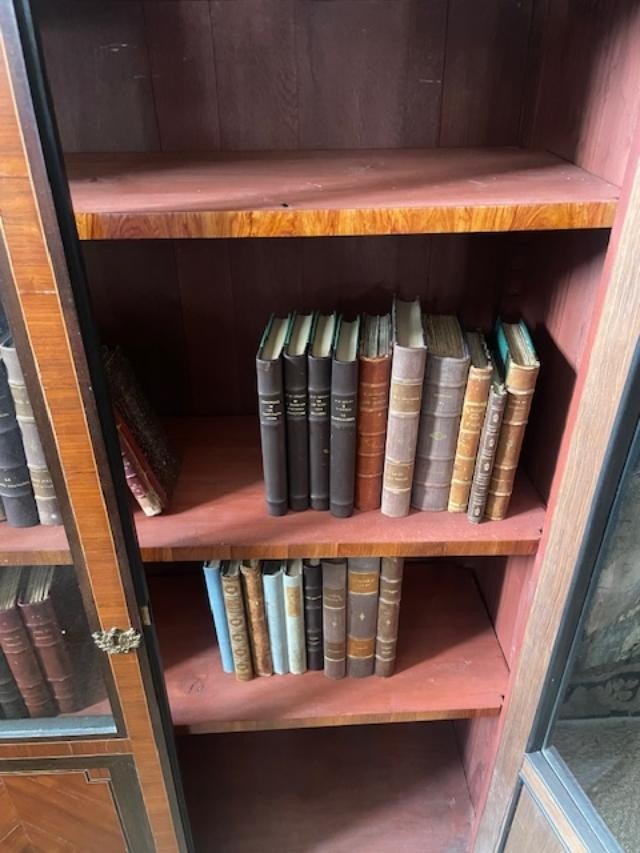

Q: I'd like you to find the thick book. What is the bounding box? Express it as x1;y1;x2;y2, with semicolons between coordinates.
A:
303;559;323;671
262;561;289;675
355;314;391;511
485;320;540;520
203;560;234;674
240;560;273;677
308;313;336;511
413;316;470;511
381;298;426;518
322;558;347;680
256;315;291;516
283;559;307;675
221;561;254;682
448;332;493;512
375;557;405;677
116;412;164;517
330;317;360;518
284;313;313;511
0;360;38;528
468;369;507;523
346;557;380;678
0;341;61;526
0;646;26;719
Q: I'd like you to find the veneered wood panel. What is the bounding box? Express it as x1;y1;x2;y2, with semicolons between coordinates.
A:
503;786;563;853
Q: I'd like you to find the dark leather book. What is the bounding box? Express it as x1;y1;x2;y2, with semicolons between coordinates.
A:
375;557;405;677
256;315;291;516
0;361;38;528
240;560;273;676
346;557;380;678
284;313;313;511
308;313;336;511
117;414;164;517
303;559;323;670
221;561;254;681
0;646;26;719
355;314;391;511
330;316;360;518
468;368;507;523
322;558;347;680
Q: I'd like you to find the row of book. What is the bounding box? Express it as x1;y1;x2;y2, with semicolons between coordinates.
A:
256;300;540;522
203;557;404;681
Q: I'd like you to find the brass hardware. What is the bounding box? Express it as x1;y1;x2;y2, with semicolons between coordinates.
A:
92;627;142;655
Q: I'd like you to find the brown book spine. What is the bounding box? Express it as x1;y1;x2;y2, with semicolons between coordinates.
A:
468;384;507;522
375;557;404;677
119;433;163;517
346;558;380;678
355;354;391;511
0;608;55;717
0;647;26;718
221;567;254;682
240;562;273;677
448;363;492;512
322;559;347;680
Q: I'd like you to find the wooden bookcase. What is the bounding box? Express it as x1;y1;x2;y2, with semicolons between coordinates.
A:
0;1;639;851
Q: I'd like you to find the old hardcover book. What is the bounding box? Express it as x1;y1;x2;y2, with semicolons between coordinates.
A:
355;314;391;511
413;316;469;511
485;320;540;520
303;559;323;670
256;315;291;516
330;316;360;518
0;647;26;719
0;361;38;528
116;413;164;517
381;298;426;518
262;561;289;675
448;332;492;512
468;369;507;523
284;313;313;511
322;558;347;680
203;560;234;674
346;557;380;678
0;341;61;526
375;557;405;677
283;560;306;675
240;560;273;677
221;562;254;682
308;313;336;511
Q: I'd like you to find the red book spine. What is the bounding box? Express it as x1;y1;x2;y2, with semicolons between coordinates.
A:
0;607;55;717
355;355;391;511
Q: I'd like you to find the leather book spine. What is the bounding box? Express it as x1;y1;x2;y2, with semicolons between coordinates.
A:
468;385;507;523
375;557;404;677
283;568;306;675
303;560;323;670
412;353;469;511
308;354;331;511
19;597;77;713
115;409;168;505
355;354;391;511
381;345;426;518
0;362;38;528
346;558;380;678
120;439;163;517
330;358;358;517
448;363;492;512
0;647;26;719
256;353;288;516
262;565;289;674
240;562;273;676
221;570;254;682
284;351;309;511
203;562;234;674
322;559;347;680
0;608;55;717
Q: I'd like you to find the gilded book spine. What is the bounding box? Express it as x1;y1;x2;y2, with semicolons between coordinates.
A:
375;557;404;677
303;560;323;670
346;558;380;678
20;597;77;713
0;607;55;717
355;355;391;511
240;561;273;677
322;559;347;680
283;563;306;674
221;566;254;682
448;364;492;512
468;384;507;522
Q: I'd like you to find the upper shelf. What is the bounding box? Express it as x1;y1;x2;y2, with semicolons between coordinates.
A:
66;147;619;240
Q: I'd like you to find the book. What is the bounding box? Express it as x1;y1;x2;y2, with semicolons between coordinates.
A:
448;332;493;512
381;298;426;518
303;559;323;671
0;341;61;525
330;316;360;518
240;560;273;677
0;646;26;719
413;315;470;511
322;558;347;680
203;560;234;674
308;313;336;511
256;315;291;516
116;412;164;517
485;320;540;520
221;561;253;682
355;314;392;511
375;557;405;677
0;360;38;528
468;368;507;523
284;313;313;511
262;560;289;675
283;559;307;675
346;557;380;678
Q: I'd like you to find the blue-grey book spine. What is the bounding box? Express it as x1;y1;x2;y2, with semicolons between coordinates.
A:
283;560;307;674
203;561;234;674
262;561;289;674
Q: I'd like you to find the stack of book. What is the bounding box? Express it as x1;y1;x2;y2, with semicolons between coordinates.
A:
203;557;404;681
256;301;540;523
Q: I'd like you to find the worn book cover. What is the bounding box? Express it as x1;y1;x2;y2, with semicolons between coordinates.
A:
375;557;405;677
284;560;307;675
322;558;347;680
262;561;289;675
330;317;360;518
303;559;323;670
346;557;380;678
308;313;336;511
240;560;273;676
284;313;313;511
221;562;254;682
468;369;507;523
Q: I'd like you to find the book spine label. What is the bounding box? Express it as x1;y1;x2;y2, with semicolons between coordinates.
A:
448;364;492;512
221;573;254;681
308;355;332;511
0;608;55;717
303;561;323;670
0;646;26;718
203;564;234;674
468;386;507;523
375;557;404;677
283;572;306;674
346;558;380;678
330;359;358;518
256;356;288;516
240;563;273;676
0;363;38;528
322;559;347;679
381;345;426;518
262;569;289;674
20;598;77;713
284;351;309;511
355;355;391;511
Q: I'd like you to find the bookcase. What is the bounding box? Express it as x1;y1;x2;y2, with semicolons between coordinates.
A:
0;0;638;850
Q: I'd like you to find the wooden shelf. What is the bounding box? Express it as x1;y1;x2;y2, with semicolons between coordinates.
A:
66;147;618;240
151;564;508;734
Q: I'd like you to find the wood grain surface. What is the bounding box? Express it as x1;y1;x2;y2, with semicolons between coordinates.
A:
503;784;564;853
